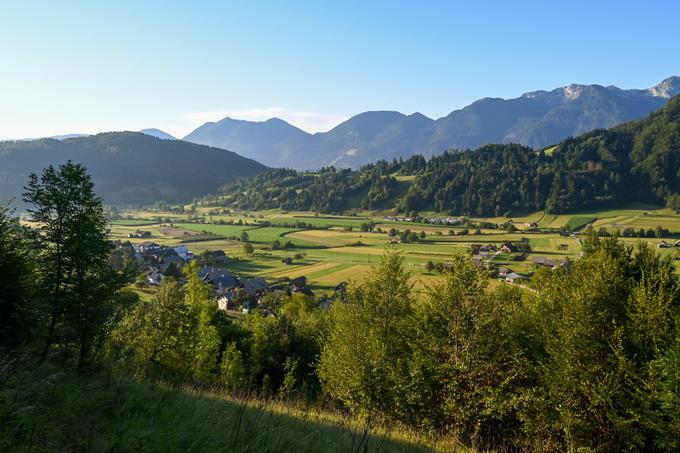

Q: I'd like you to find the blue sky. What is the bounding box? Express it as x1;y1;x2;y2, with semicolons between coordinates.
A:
1;0;679;139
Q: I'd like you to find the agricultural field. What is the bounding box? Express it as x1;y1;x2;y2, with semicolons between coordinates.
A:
111;205;680;295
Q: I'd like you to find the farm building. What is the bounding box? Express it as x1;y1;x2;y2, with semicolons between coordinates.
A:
498;267;512;278
505;272;527;284
500;243;517;253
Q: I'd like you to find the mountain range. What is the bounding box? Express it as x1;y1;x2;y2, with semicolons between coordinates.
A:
0;132;265;206
183;76;680;169
212;94;680;216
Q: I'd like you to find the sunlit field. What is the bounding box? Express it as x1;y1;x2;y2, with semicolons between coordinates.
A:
110;204;680;295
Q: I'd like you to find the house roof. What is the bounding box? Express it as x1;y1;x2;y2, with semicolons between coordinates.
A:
160;255;184;272
293;286;315;296
533;256;557;266
199;267;238;289
291;276;307;287
506;272;526;282
242;277;267;294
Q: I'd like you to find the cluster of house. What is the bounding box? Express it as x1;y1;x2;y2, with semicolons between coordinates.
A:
126;241;196;285
207;272;316;312
127;230;152;238
470;243;517;267
384;215;416;222
468;241;572;285
383;215;465;225
122;241;317;313
657;240;680;248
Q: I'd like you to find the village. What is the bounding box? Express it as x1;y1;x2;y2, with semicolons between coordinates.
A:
113;239;332;315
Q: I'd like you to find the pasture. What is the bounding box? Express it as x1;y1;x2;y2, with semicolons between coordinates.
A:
111;205;680;294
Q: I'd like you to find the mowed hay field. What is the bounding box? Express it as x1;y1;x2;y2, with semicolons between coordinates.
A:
111;205;680;293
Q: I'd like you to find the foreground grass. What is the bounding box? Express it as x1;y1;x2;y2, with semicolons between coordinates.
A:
0;359;462;452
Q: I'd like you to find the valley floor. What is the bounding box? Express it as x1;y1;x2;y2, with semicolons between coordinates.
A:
109;205;680;296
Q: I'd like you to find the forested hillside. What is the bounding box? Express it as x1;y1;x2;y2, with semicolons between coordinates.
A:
0;132;266;206
210;95;680;215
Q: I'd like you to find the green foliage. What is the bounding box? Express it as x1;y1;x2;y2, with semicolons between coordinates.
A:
219;342;248;390
425;260;435;273
0;204;34;346
667;193;680;212
318;251;414;416
246;294;327;396
520;237;680;451
184;261;221;380
408;257;530;442
23;161;132;366
213;157;425;213
317;239;680;450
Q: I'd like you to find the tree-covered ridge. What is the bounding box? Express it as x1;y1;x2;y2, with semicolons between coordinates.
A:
211;156;425;212
212;96;680;215
402;95;680;215
0;132;267;206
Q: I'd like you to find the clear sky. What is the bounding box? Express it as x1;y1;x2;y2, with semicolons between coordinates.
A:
1;0;679;139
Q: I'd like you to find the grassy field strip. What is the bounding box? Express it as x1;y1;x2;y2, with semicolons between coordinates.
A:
376;223;457;233
110;219;161;226
538;213;558;227
314;264;373;285
265;261;339;279
307;262;356;280
471;211;545;225
566;215;596;231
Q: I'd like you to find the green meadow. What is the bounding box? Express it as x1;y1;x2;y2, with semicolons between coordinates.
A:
110;204;680;294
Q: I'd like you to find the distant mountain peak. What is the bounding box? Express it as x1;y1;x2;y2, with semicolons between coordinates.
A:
408;112;433;120
649;76;680;98
563;84;584;100
521;90;549;99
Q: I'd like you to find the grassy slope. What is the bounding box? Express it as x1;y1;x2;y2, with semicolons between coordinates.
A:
0;362;457;452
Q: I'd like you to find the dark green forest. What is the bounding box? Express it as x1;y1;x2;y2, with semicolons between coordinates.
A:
209;95;680;216
0;132;266;206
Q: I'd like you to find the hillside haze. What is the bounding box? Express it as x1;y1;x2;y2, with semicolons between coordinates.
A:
0;132;266;206
184;76;680;169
